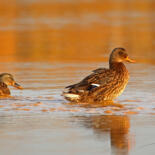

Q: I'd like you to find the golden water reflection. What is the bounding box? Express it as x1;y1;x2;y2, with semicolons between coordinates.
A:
0;0;155;64
74;115;133;155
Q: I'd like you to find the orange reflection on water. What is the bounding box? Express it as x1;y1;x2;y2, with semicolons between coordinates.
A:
75;115;134;155
0;0;155;64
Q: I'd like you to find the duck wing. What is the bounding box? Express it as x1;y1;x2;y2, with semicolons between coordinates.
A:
66;68;115;93
0;82;10;96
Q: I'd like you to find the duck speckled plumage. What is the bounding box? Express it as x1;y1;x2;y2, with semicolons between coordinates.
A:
63;48;135;103
0;73;22;96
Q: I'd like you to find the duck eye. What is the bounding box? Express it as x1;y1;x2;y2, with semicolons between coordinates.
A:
119;51;124;55
124;54;128;58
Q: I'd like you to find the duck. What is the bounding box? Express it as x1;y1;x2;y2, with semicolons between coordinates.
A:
63;47;135;103
0;73;22;96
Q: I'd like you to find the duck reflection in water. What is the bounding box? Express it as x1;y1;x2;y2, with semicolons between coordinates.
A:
73;115;134;155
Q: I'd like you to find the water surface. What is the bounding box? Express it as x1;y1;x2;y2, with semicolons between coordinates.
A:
0;0;155;155
0;62;154;155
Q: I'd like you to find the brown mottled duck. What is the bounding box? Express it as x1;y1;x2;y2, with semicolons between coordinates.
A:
0;73;22;96
63;48;135;103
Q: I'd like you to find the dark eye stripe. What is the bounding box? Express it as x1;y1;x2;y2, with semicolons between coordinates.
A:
119;51;128;58
119;51;124;55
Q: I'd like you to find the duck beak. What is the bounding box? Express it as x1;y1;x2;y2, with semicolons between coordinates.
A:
126;56;136;63
13;82;23;89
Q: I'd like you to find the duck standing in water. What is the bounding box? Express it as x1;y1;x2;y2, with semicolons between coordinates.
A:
63;48;135;103
0;73;22;96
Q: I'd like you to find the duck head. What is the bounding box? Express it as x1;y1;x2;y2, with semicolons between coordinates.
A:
109;48;135;64
0;73;23;89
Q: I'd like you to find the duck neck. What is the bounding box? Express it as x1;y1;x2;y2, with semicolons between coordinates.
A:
109;61;127;73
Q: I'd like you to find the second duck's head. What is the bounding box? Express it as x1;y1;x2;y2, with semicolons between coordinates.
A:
0;73;23;89
109;48;135;64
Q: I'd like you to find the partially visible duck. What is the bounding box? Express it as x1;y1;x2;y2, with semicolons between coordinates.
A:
63;48;135;103
0;73;22;96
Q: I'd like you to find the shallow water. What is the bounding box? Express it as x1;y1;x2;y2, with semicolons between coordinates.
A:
0;62;154;116
0;62;155;155
0;0;155;155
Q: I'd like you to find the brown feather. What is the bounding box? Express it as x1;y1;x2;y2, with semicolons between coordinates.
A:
65;62;128;103
64;47;134;103
0;82;10;96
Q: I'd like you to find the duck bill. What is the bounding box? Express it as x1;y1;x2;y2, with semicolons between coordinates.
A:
13;82;23;89
126;57;136;63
